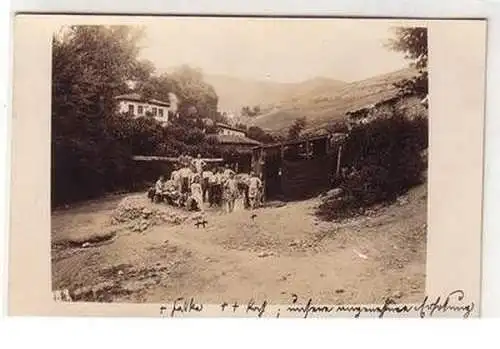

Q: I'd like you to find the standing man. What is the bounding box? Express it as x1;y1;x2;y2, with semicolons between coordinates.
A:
223;172;238;213
170;164;181;192
248;172;263;209
202;166;214;203
212;167;224;207
154;175;166;203
192;153;206;176
190;175;204;212
223;163;235;181
178;163;193;196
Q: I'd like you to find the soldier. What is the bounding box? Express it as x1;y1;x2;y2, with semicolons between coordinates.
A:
223;172;238;213
190;175;204;212
192;153;206;176
202;166;214;203
248;171;263;209
154;176;166;203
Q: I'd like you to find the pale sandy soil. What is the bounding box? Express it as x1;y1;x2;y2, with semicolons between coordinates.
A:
51;185;427;305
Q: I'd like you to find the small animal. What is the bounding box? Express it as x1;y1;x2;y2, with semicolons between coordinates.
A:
195;220;208;228
251;213;257;220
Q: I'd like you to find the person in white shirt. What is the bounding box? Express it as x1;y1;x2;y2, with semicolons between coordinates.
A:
178;166;193;195
170;164;181;192
223;164;235;179
192;153;206;176
154;176;165;203
190;175;204;212
202;168;214;203
222;172;238;213
211;167;223;207
163;179;180;206
248;172;263;209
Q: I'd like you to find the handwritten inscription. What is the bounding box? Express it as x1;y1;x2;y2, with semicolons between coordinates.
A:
161;297;203;317
159;290;474;318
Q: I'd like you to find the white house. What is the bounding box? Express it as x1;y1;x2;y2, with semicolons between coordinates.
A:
114;93;172;124
216;123;247;137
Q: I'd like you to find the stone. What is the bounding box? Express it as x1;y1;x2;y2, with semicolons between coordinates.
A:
325;188;344;198
397;196;409;205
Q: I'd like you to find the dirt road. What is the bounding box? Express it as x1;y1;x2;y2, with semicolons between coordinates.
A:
51;185;427;305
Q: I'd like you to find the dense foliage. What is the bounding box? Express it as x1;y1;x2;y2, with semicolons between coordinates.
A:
51;26;222;207
288;117;307;140
387;27;428;97
316;110;428;221
241;105;262;117
316;27;429;221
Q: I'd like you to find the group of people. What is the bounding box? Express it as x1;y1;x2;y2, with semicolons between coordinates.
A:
149;154;264;213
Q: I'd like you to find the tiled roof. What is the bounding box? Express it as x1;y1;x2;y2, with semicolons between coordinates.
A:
114;93;169;106
208;134;261;146
216;123;246;133
114;93;144;102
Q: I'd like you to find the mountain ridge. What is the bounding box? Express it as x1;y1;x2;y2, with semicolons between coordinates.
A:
204;73;347;115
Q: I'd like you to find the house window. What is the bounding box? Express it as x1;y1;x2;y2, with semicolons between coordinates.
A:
158;108;164;117
152;107;157;116
138;105;143;115
128;104;134;114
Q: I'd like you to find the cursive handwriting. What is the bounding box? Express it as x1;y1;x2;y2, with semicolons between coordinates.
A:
166;297;204;317
413;290;474;318
287;294;335;318
159;290;474;318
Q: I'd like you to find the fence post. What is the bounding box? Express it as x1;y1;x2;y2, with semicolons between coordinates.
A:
336;145;343;177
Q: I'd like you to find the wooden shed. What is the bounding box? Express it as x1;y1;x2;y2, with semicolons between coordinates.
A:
206;134;262;173
251;133;347;201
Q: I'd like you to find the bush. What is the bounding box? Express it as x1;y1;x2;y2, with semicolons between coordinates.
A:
316;111;428;221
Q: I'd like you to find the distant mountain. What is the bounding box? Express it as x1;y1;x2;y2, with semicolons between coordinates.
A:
204;74;346;117
247;67;419;133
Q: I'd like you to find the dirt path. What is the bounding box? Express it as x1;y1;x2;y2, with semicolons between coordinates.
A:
51;186;427;305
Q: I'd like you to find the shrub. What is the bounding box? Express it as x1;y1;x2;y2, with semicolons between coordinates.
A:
316;110;428;221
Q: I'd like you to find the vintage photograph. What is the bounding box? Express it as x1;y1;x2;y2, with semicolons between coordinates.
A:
49;17;430;306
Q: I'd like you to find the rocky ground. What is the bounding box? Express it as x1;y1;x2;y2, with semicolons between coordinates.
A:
51;184;427;305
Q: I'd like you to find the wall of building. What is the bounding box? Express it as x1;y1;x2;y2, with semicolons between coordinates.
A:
117;100;170;123
217;127;246;137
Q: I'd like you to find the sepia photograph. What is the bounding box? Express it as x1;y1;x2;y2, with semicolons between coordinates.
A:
49;17;430;306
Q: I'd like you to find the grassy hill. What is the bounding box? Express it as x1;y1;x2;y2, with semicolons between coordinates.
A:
205;74;346;116
246;67;418;134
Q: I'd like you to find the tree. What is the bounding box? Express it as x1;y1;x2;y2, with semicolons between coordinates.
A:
288;117;307;140
241;106;251;117
253;105;261;115
51;26;223;206
241;105;261;117
247;126;276;144
52;25;147;205
234;123;248;131
169;65;219;120
387;27;428;97
136;73;176;101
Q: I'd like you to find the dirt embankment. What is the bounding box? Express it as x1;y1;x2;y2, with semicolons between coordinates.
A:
51;184;427;305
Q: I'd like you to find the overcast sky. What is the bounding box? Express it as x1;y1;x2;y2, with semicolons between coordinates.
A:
137;17;413;83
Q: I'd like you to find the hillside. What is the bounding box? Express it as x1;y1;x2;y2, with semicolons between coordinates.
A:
52;184;426;305
205;74;346;116
247;68;418;133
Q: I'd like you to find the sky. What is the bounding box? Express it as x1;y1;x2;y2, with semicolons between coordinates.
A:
137;17;414;83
